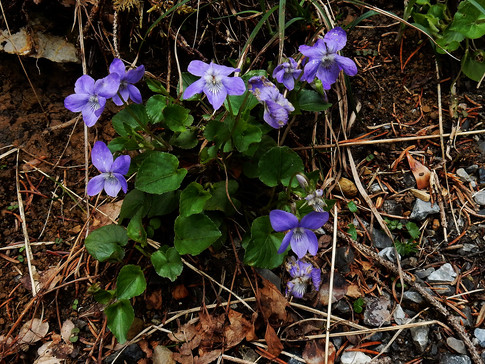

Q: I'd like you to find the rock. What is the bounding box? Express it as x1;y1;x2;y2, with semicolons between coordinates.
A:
456;168;473;183
372;229;393;249
473;190;485;206
364;296;391;327
466;165;478;174
410;188;430;202
341;351;372;364
479;141;485;155
475;328;485;347
433;285;455;296
403;290;424;304
415;268;435;279
393;304;409;325
369;183;387;193
458;243;479;255
447;337;467;355
382;200;403;216
479;168;485;184
440;354;472;364
403;173;416;188
378;247;400;262
105;344;144;363
427;263;457;283
339;177;358;198
409;200;440;220
153;346;176;364
410;324;429;352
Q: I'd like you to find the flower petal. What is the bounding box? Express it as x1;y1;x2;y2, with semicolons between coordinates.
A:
109;58;126;76
93;97;106;117
86;174;105;196
96;73;120;98
91;141;113;173
104;176;122;197
282;74;295;91
82;106;100;127
277;230;293;254
265;100;289;129
311;268;321;290
304;229;319;256
299;39;327;59
111;90;125;106
111;155;131;175
187;60;210;76
113;173;128;193
64;94;89;112
203;84;227;110
291;229;312;258
74;75;95;94
270;210;298;231
302;59;320;83
316;61;340;89
221;76;246;96
210;62;239;76
289;280;307;298
324;27;347;53
183;78;205;99
335;54;358;76
125;65;145;83
300;211;329;229
127;84;143;104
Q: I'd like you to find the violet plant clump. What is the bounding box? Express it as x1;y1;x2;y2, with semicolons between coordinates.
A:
248;76;295;129
269;210;329;259
182;60;246;110
299;27;358;89
109;58;145;106
285;257;321;298
87;141;131;197
64;74;120;127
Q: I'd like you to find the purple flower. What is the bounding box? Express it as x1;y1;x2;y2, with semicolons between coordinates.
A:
248;76;294;129
272;57;302;91
270;210;329;259
64;74;120;127
299;27;357;89
109;58;145;106
182;61;246;110
285;257;321;298
305;189;326;212
87;141;131;197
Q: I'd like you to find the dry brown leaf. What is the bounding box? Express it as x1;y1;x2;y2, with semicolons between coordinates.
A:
265;324;283;357
194;350;222;364
257;278;288;323
91;200;123;229
225;310;254;347
476;304;485;327
406;151;430;189
346;283;362;299
60;319;75;344
153;346;176;364
318;272;348;306
146;289;163;310
303;340;336;364
19;318;49;345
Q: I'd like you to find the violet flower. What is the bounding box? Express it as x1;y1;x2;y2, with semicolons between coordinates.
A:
270;210;329;259
272;57;302;91
87;141;131;197
64;74;120;127
299;27;357;89
248;76;294;129
285;257;321;298
182;60;246;110
305;189;326;212
109;58;145;106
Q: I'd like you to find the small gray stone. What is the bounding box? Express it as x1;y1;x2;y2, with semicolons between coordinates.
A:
475;328;485;347
458;243;479;255
415;267;435;279
440;354;472;364
479;168;485;184
409;199;440;220
466;165;478;174
372;229;393;249
393;304;409;325
447;337;467;355
382;200;403;216
341;351;372;364
364;296;391;327
410;324;429;352
403;290;424;304
433;285;455;296
457;168;473;183
369;183;387;193
378;247;400;262
474;190;485;206
427;263;457;283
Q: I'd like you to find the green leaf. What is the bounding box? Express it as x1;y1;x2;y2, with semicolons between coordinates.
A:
151;246;183;282
180;182;212;217
126;208;147;244
112;104;149;137
347;201;358;213
84;225;128;262
233;119;263;153
136;152;187;194
170;127;199;149
406;221;421;240
119;189;148;223
243;216;286;269
347;223;358;241
146;95;167;123
204;118;231;149
108;136;140;153
146;78;168;94
93;289;115;305
163;104;193;132
174;214;222;255
147;191;180;217
298;89;332;112
449;0;485;39
204;180;239;215
462;50;485;82
353;297;365;313
258;146;304;187
105;300;134;344
115;265;147;300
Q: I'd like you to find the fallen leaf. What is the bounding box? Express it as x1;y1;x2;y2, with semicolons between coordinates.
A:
60;320;75;344
303;340;335;364
19;318;49;345
91;201;123;229
146;289;163;310
257;278;289;323
346;283;362;299
153;346;176;364
225;310;254;348
318;272;348;305
406;151;430;189
194;350;222;364
265;324;283;357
